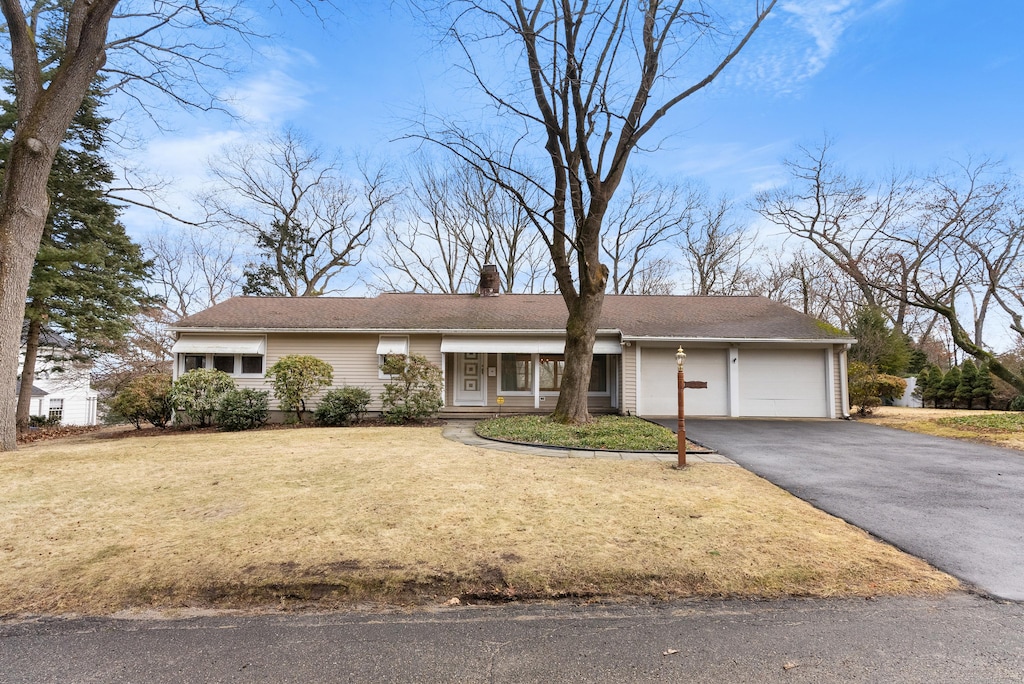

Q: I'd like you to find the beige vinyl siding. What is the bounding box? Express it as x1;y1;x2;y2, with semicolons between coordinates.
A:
622;345;637;415
833;346;845;417
262;333;442;412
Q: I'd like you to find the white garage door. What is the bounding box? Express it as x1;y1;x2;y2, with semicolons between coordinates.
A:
739;349;828;417
639;347;729;417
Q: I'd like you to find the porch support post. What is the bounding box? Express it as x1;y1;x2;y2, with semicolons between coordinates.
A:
440;352;447;407
533;353;541;409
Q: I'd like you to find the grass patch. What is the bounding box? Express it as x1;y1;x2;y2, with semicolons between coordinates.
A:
476;415;679;451
860;406;1024;451
937;413;1024;433
0;427;958;615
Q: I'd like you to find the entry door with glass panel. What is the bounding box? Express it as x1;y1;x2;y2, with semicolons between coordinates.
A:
454;353;486;406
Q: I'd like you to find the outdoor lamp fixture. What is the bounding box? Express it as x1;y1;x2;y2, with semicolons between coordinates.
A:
676;346;686;468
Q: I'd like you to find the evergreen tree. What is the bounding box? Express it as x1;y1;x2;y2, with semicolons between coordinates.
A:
907;349;929;375
956;359;979;409
848;307;911;376
972;362;996;410
912;367;930;407
937;366;961;408
924;365;943;408
4;83;152;430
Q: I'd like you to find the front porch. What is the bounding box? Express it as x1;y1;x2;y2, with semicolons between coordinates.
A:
439;349;622;415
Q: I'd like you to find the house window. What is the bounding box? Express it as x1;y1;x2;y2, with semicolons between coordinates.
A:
180;353;264;377
500;353;533;392
589;355;608;393
213;355;236;374
241;355;263;375
499;353;609;393
377;335;410;379
538;355;564;391
48;398;64;422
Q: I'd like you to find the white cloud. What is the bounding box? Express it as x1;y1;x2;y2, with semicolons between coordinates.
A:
733;1;901;93
221;69;313;124
117;130;246;239
780;0;860;79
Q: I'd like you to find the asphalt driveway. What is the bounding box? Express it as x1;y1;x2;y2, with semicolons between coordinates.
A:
681;419;1024;602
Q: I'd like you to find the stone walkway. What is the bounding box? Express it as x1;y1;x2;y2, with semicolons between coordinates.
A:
442;420;735;464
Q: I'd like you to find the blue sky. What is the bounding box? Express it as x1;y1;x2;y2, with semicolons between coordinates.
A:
125;0;1024;235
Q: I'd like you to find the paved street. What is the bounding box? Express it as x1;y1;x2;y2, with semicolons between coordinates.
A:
2;595;1023;683
686;418;1024;601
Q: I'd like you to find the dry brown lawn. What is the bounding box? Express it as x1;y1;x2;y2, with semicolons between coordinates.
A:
859;406;1024;451
0;426;958;616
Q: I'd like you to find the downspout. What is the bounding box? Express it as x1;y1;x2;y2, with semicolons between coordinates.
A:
840;344;851;419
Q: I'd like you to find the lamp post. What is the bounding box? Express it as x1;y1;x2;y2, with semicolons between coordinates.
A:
676;346;686;468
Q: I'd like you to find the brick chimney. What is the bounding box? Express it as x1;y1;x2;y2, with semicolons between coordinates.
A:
478;264;501;296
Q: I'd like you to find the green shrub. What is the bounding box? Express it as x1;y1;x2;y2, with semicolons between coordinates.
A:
109;372;174;429
380;354;443;424
265;354;334;423
28;415;61;428
215;389;270;431
875;373;908;402
169;368;236;427
848;362;907;415
315;386;371;426
1010;395;1024;412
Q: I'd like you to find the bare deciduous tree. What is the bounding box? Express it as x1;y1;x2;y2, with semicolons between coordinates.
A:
764;141;1024;392
376;156;551;293
753;247;863;326
755;139;917;331
419;0;777;423
146;225;243;318
601;172;696;295
0;0;332;449
204;129;396;297
883;160;1024;392
680;194;759;296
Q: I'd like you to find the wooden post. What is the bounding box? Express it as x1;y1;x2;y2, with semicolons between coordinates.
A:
676;346;686;468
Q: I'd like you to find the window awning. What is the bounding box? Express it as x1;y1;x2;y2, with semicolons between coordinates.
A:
376;335;410;356
440;336;622;355
171;335;266;355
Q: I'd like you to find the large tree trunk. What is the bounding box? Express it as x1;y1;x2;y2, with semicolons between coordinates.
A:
0;138;58;450
552;259;609;424
552;288;606;423
0;0;117;451
15;316;42;434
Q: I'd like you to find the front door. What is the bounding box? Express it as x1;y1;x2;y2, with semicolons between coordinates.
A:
454;353;486;406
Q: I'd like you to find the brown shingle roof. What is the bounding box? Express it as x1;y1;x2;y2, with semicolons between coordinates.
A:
172;294;851;341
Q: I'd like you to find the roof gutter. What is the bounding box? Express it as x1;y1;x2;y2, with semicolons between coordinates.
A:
620;336;859;345
168;327;624;337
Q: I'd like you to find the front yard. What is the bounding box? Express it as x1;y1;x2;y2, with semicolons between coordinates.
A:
0;426;957;616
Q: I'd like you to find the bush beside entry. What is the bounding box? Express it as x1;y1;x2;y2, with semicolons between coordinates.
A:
380;354;443;424
266;355;333;423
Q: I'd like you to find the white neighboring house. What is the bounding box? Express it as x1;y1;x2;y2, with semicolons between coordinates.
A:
17;327;99;426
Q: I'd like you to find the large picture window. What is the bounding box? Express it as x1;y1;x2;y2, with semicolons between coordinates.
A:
499;353;609;393
500;353;533;392
538;355;564;391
